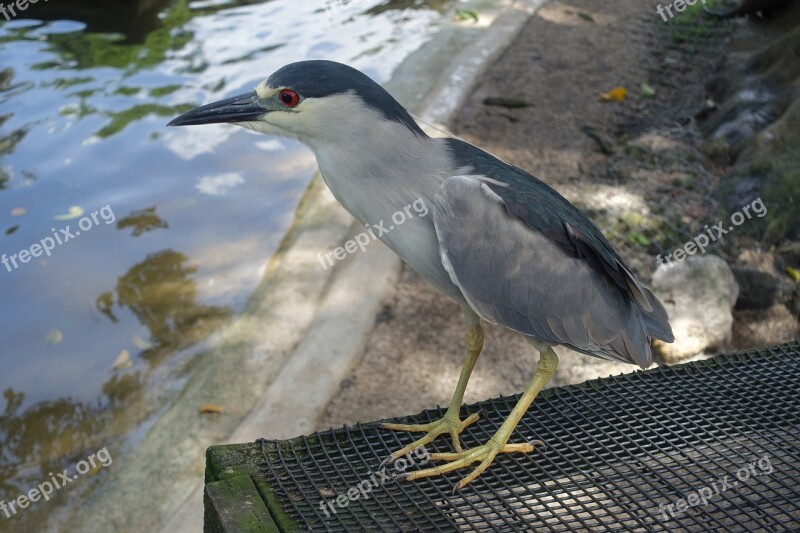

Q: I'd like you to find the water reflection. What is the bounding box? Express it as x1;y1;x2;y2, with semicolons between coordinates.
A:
365;0;450;15
98;249;231;367
116;206;169;237
0;387;108;496
22;0;175;44
0;0;453;527
1;245;229;529
0;69;24;168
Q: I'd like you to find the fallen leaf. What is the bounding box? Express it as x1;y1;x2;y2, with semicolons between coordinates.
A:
578;12;594;22
599;87;627;102
10;207;26;217
112;350;132;370
132;335;153;350
787;267;800;282
626;232;649;246
45;330;64;344
455;9;479;22
54;205;84;221
640;83;656;98
199;404;223;415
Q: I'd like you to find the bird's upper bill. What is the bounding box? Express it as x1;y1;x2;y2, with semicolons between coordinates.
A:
167;89;275;127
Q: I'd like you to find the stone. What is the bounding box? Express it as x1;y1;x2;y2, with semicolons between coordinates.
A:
731;267;792;310
777;241;800;268
790;285;800;319
651;255;739;363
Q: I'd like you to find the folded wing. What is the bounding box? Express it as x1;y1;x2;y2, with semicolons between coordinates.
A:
432;174;672;368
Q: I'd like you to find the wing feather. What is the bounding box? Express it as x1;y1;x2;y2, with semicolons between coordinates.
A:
442;137;675;343
433;175;663;367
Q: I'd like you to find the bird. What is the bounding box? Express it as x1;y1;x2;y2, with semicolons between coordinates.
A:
168;60;674;490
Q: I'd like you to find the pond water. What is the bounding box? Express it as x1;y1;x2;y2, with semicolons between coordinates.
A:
0;0;454;528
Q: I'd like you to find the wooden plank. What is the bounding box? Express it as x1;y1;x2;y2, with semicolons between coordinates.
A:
205;442;299;532
206;442;266;483
204;474;279;533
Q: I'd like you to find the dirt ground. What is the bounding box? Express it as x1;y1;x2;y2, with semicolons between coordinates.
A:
317;0;798;430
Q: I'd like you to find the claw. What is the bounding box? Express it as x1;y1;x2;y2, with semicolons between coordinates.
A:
384;346;557;489
405;439;544;490
381;411;481;460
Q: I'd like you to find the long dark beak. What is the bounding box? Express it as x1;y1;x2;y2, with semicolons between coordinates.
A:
168;92;266;127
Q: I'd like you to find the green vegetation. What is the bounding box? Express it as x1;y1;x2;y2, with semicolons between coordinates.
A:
668;1;717;44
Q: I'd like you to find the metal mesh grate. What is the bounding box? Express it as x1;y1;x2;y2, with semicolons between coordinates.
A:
258;342;800;531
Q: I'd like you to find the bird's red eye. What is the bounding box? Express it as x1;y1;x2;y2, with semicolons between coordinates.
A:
279;89;300;108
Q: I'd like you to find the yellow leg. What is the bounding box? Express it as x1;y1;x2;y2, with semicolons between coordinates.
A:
406;346;558;491
381;310;484;458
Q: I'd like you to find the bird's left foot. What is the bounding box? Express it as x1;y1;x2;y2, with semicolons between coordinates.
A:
406;438;544;491
381;411;481;460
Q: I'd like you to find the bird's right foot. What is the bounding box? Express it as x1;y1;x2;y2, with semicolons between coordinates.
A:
381;411;481;460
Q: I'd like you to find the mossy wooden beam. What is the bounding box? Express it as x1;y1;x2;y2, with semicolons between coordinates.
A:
205;442;299;532
204;474;279;533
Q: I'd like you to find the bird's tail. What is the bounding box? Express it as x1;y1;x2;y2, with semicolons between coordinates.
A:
641;288;674;343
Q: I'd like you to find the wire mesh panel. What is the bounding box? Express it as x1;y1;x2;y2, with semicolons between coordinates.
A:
254;342;800;532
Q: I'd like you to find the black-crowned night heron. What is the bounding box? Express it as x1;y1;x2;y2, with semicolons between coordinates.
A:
169;60;674;490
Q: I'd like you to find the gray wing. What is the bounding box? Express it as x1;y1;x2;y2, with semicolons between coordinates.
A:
432;175;656;368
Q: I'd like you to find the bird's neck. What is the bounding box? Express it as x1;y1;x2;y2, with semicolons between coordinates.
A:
305;122;450;225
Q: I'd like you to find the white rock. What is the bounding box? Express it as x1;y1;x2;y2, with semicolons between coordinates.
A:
651;255;739;363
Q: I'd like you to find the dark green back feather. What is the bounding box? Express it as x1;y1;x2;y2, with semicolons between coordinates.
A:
443;137;637;300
